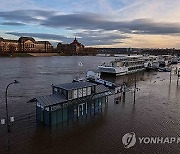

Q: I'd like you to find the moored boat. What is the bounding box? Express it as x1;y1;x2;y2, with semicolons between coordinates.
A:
98;56;145;76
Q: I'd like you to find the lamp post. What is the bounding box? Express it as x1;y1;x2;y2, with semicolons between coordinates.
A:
5;80;19;133
122;82;126;102
134;74;137;104
170;66;172;83
177;70;180;86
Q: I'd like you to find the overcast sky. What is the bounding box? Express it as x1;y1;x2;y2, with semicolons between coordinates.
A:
1;0;180;48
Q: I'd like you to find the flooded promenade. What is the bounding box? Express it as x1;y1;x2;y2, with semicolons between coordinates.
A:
0;56;180;154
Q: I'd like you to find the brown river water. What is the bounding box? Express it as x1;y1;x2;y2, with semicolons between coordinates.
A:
0;56;180;154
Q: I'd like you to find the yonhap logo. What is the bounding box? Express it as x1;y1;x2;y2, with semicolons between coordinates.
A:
122;132;136;148
122;132;180;149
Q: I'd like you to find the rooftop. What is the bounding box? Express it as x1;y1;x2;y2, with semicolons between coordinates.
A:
18;37;36;42
95;84;109;93
4;39;18;43
37;94;67;107
37;41;51;44
53;81;96;90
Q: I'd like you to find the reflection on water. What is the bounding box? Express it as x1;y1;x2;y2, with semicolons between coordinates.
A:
101;71;153;87
0;56;180;153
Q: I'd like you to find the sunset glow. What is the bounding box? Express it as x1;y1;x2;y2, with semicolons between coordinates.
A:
1;0;180;48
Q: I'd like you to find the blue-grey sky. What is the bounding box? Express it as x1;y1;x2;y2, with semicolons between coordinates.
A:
1;0;180;48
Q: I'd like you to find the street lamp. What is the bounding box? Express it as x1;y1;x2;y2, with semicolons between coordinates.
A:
177;70;180;86
4;80;19;133
134;74;137;104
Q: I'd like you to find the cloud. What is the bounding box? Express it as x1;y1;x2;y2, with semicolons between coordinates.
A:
4;10;180;47
0;0;40;11
122;19;180;35
2;9;180;36
1;22;26;26
122;34;180;48
115;0;180;22
5;30;129;46
42;13;180;35
0;10;57;24
2;1;180;48
75;30;129;46
41;13;106;29
5;32;71;42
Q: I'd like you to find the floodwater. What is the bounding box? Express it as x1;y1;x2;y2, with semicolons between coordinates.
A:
0;56;180;154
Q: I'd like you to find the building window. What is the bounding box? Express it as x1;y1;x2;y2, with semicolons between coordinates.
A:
87;87;91;95
99;98;102;106
91;86;95;93
73;90;78;99
105;96;108;103
83;88;87;96
92;103;94;109
78;88;82;98
102;97;105;104
68;90;72;100
58;88;62;94
62;90;67;97
53;88;58;93
74;108;77;114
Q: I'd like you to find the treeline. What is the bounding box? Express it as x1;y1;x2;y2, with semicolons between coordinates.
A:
56;47;97;56
96;48;180;56
139;48;180;56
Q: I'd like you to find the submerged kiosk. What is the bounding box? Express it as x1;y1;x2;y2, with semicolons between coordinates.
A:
35;81;112;125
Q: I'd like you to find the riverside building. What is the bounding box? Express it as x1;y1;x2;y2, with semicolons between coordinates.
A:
35;81;112;125
0;37;53;53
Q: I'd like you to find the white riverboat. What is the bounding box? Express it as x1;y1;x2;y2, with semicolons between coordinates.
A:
98;56;145;76
143;56;159;69
86;70;116;88
171;56;178;64
143;55;172;69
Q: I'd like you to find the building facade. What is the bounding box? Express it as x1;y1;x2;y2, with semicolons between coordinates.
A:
57;37;85;55
0;37;53;53
35;81;112;126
